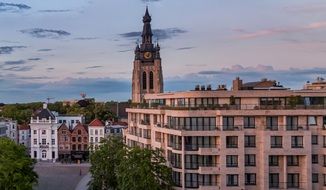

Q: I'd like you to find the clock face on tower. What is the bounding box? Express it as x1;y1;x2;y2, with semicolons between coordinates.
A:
144;52;152;59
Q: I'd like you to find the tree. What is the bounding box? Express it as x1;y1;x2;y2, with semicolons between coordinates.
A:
88;137;124;190
116;147;173;190
0;138;38;189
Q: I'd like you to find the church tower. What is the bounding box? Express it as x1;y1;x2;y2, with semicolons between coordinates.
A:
132;7;164;103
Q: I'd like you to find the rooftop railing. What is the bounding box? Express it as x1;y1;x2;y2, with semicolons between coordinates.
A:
131;103;326;110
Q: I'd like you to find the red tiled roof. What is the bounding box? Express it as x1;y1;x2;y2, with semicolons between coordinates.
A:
89;118;104;127
18;124;30;130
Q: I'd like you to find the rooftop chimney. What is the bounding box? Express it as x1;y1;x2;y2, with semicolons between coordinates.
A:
232;77;242;91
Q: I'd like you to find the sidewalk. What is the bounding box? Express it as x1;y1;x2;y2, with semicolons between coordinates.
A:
75;172;91;190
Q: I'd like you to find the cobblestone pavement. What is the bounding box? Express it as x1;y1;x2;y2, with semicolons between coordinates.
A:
33;162;90;190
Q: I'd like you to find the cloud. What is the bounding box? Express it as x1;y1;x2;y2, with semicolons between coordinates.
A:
236;21;326;40
141;0;161;2
38;9;71;13
284;4;326;14
38;48;52;52
20;28;71;39
120;28;187;41
4;60;26;65
0;46;26;54
0;2;31;12
176;46;195;51
3;65;34;72
74;37;98;40
28;58;41;61
86;65;103;69
118;49;132;53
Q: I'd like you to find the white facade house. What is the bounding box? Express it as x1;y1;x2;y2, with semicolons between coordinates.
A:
18;124;31;152
55;113;85;130
0;118;18;142
88;119;105;150
104;120;127;138
30;104;60;161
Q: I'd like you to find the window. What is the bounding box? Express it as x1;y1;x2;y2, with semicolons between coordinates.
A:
286;116;298;130
245;173;256;185
287;173;299;188
226;136;238;148
312;173;319;183
149;71;154;89
324;155;326;167
42;139;46;145
245;154;256;166
287;156;299;166
324;174;326;186
271;136;282;148
78;130;81;135
312;154;318;164
34;130;37;134
172;171;182;187
308;116;317;126
72;137;76;142
323;136;326;147
226;155;238;167
244;116;255;128
51;139;55;145
52;151;55;159
42;130;46;135
223;117;234;130
269;173;279;188
78;137;82;142
291;136;303;148
269;156;279;166
312;135;318;145
90;129;93;135
34;151;37;158
95;130;98;135
72;145;76;150
227;174;238;186
266;116;278;130
51;130;54;134
42;150;47;158
244;135;256;147
142;72;147;90
95;137;98;143
91;137;93;143
33;139;37;145
185;173;198;188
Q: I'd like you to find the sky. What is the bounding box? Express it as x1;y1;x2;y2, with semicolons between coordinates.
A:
0;0;326;103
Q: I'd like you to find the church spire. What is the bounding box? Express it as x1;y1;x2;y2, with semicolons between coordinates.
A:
141;6;153;44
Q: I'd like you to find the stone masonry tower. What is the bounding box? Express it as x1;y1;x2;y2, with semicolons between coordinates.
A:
132;7;164;103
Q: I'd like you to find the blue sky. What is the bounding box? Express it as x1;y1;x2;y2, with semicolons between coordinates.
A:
0;0;326;103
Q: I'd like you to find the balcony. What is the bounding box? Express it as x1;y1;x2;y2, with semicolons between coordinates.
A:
198;165;220;174
131;102;326;111
163;124;219;131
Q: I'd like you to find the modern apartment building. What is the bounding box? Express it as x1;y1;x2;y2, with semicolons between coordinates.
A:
125;8;326;190
0;118;18;142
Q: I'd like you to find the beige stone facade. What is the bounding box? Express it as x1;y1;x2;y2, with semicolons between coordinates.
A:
125;78;326;190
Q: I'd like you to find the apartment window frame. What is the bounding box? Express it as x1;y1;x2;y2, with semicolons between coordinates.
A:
291;136;303;148
312;154;319;164
266;116;278;130
287;155;299;166
226;174;239;186
312;135;318;145
245;173;256;185
226;136;238;148
244;135;256;148
308;116;317;126
287;173;300;188
269;155;279;166
245;154;256;166
312;173;319;183
269;173;279;188
286;116;299;130
271;136;282;148
244;116;255;128
226;155;238;167
223;116;234;130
